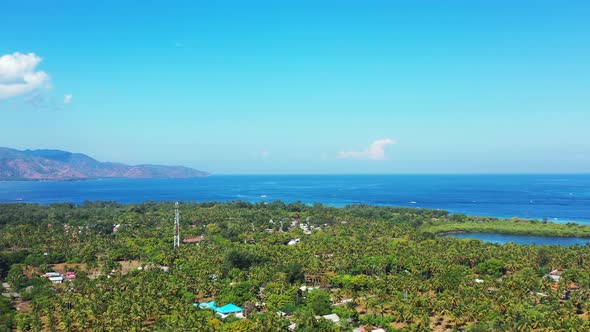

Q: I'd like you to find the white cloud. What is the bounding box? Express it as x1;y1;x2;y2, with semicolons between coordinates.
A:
63;94;73;104
0;52;50;100
259;150;270;158
338;138;396;160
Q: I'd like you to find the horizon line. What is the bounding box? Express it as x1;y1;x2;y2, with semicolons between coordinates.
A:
210;172;590;176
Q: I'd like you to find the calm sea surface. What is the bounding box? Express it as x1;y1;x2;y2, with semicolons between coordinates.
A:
446;233;590;246
1;174;589;224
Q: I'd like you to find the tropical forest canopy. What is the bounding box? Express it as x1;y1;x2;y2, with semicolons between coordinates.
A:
1;201;590;331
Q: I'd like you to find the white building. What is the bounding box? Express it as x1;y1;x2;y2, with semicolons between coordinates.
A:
315;313;340;325
48;276;63;283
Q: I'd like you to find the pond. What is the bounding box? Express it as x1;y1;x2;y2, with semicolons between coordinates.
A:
444;232;590;246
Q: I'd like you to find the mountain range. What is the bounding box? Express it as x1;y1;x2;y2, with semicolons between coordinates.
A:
0;147;210;180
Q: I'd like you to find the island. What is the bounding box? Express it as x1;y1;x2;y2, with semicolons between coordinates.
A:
0;147;210;181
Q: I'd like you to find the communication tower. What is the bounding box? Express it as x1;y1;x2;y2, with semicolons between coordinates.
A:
174;202;180;248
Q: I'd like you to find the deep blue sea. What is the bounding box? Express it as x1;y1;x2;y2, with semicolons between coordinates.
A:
1;174;589;224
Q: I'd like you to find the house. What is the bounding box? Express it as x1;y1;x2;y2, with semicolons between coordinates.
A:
216;304;245;319
183;236;205;244
43;272;61;278
564;283;579;300
544;274;561;282
197;301;244;319
315;313;340;325
299;223;311;234
287;238;300;246
354;327;385;332
43;272;65;283
299;285;320;292
49;276;63;283
1;292;20;298
543;269;564;282
197;301;216;309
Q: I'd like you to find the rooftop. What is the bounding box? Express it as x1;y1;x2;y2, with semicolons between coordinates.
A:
197;301;243;314
216;303;243;314
183;236;205;243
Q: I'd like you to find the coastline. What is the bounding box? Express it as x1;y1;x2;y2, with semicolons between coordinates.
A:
1;174;589;225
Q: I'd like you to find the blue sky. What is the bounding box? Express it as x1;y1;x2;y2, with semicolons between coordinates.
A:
1;0;589;174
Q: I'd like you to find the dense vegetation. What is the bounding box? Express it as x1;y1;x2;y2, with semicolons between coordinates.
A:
1;201;590;331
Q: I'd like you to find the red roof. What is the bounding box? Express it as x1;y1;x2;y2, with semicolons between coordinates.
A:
183;236;205;243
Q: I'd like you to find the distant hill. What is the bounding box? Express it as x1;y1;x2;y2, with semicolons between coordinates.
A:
0;147;210;180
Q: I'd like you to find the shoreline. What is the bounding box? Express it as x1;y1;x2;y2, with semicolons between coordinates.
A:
1;199;588;226
1;174;589;225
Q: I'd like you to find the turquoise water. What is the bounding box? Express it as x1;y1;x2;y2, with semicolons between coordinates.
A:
1;174;589;223
446;232;590;246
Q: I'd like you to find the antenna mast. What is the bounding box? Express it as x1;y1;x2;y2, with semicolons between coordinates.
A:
174;202;180;248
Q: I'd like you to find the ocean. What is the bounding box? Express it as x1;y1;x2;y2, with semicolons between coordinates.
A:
1;174;589;224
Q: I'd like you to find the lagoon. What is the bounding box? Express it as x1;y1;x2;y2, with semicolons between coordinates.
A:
446;232;590;246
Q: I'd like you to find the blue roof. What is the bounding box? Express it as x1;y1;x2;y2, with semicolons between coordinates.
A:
199;301;217;309
215;303;243;314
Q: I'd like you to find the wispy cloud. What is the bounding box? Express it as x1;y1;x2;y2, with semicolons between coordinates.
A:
63;94;73;104
338;138;396;160
0;52;51;100
22;93;61;111
259;150;270;158
24;93;46;107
